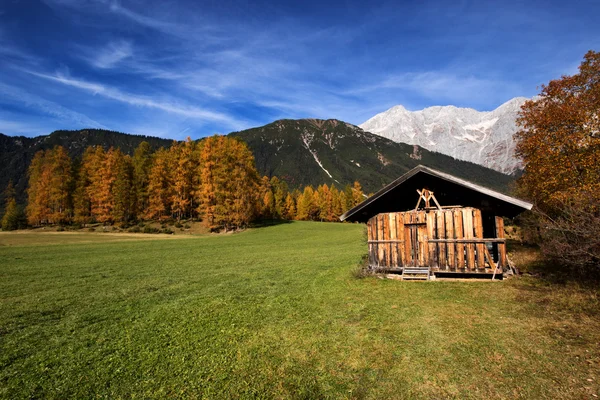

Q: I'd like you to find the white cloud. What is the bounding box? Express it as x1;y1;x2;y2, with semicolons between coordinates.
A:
0;82;106;128
26;70;247;130
91;40;133;69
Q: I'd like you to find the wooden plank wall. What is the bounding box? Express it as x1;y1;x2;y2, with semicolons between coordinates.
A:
367;208;506;272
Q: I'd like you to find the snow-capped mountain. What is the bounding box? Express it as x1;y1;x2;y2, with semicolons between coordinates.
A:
359;97;529;174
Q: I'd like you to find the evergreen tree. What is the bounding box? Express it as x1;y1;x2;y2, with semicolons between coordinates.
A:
343;184;354;212
271;176;288;219
2;181;25;231
352;181;364;207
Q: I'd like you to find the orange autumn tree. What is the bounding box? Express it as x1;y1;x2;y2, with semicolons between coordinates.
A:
146;147;173;221
132;141;153;219
197;135;259;231
26;146;73;225
515;50;600;271
170;138;199;221
48;146;73;224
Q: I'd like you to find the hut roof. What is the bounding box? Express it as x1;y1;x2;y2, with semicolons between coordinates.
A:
340;165;533;222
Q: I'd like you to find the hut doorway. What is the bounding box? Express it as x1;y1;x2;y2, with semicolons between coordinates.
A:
404;213;427;267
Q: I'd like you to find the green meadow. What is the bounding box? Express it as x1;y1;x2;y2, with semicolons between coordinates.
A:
1;222;598;399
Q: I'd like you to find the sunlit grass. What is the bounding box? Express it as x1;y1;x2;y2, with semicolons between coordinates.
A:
1;222;598;399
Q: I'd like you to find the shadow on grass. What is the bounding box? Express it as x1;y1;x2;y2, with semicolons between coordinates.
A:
249;219;293;228
507;239;600;287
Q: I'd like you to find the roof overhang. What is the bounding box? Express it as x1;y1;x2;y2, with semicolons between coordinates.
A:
340;165;532;223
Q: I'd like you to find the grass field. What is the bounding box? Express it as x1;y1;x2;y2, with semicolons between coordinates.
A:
1;222;599;399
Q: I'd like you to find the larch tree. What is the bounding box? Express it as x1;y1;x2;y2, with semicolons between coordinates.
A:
146;147;173;220
515;50;600;271
112;151;134;224
73;147;98;225
26;150;51;225
132;141;153;219
48;146;73;224
2;180;25;231
170;138;198;220
90;147;120;224
351;181;364;207
296;186;316;221
198;136;259;231
283;193;296;220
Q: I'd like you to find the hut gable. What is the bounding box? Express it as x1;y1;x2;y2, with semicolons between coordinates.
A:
340;165;532;223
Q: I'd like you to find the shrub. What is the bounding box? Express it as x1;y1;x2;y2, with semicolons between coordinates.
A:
143;226;160;234
56;226;65;232
161;228;174;235
128;226;141;233
352;254;372;279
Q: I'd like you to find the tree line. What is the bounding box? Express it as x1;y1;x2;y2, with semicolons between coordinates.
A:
5;135;365;231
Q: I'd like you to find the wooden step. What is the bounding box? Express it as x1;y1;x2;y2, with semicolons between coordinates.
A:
401;267;431;281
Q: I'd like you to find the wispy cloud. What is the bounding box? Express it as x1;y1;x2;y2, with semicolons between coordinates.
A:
89;39;133;69
0;82;106;129
26;70;247;129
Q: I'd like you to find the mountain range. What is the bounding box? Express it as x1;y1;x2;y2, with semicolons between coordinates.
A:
360;97;528;174
0;119;515;206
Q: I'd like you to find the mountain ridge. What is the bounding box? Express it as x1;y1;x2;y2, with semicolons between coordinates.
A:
360;97;528;174
0;120;516;207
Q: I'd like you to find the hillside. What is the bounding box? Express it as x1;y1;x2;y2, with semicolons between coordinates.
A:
1;121;515;206
0;130;173;204
229;119;515;194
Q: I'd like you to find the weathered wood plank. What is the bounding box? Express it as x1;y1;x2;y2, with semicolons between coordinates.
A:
377;214;383;268
496;216;506;269
367;218;373;266
436;210;446;269
474;209;485;270
418;211;428;266
445;210;455;270
396;213;405;267
426;211;437;268
427;238;506;243
454;210;465;269
388;213;397;267
403;212;413;266
463;208;475;270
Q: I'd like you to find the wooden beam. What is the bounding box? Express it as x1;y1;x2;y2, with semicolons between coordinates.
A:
427;238;506;243
445;210;455;270
463;208;475;270
495;216;506;269
454;210;465;270
474;209;485;270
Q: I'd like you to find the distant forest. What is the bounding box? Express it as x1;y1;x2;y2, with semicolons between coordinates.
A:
7;136;365;231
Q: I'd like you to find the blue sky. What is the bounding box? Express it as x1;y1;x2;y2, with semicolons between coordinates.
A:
1;0;598;139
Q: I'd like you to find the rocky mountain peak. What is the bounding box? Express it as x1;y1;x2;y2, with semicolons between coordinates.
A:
359;97;529;174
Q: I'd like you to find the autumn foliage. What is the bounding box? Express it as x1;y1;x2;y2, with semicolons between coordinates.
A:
516;50;600;271
23;136;365;231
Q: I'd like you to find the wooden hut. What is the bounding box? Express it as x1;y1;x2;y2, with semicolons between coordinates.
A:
340;165;532;279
